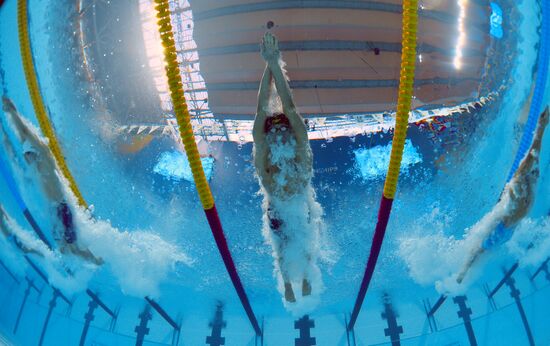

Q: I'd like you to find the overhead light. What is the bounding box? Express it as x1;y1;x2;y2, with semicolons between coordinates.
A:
454;0;467;69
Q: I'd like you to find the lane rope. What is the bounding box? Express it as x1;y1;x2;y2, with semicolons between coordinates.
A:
17;0;87;207
348;0;418;331
152;0;261;336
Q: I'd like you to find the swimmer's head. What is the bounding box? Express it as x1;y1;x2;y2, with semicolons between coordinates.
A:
2;96;16;114
22;141;38;163
264;113;290;134
540;107;549;127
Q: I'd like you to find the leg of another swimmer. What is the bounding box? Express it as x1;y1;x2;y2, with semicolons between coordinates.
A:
457;246;484;284
70;245;103;265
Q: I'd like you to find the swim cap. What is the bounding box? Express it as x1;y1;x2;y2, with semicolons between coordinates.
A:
264;113;290;133
22;141;38;157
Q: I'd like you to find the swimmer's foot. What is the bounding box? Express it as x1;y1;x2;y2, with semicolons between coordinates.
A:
302;279;312;297
284;283;296;303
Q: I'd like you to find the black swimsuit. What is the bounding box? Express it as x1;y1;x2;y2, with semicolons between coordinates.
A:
57;202;76;244
267;207;283;234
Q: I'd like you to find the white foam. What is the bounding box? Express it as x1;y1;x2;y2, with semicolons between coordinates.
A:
262;186;327;315
398;208;466;289
398;197;513;295
0;233;26;278
399;177;544;295
73;207;193;298
258;133;328;312
507;216;550;268
153;150;214;182
5;103;195;298
1;210;95;294
353;139;422;181
398;0;543;294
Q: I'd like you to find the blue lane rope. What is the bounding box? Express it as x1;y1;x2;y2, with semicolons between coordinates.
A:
507;0;549;181
0;155;52;249
488;1;550;248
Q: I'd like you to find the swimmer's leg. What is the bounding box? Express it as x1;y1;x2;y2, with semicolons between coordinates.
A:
277;255;296;302
280;261;296;302
280;268;296;302
56;203;103;265
284;282;296;303
69;244;103;265
302;253;313;296
270;222;296;302
302;279;312;297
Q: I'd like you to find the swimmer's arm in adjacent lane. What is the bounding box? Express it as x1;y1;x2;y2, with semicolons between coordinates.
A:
2;97;34;141
0;205;44;257
0;113;17;161
502;107;548;226
3;98;50;158
0;205;11;239
2;98;61;185
457;108;549;284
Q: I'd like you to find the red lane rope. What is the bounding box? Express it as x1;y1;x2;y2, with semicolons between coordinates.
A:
204;206;262;336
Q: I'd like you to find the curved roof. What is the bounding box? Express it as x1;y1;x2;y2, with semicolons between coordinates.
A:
190;0;490;117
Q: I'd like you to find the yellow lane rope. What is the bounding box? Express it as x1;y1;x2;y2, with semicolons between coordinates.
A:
383;0;418;199
153;0;214;209
17;0;87;207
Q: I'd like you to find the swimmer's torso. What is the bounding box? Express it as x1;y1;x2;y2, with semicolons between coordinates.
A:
29;153;65;203
261;134;312;200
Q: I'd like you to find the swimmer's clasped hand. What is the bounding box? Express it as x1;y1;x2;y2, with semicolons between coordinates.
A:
261;32;280;62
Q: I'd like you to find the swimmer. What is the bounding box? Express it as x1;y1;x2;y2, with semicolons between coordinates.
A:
253;32;318;302
0;204;43;257
1;96;101;264
457;107;549;283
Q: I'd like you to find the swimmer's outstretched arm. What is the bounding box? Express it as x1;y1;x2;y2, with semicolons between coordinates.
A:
253;65;272;145
2;97;58;176
2;97;34;141
457;108;549;284
2;97;48;153
0;113;17;160
253;65;273;189
502;107;549;225
522;107;549;164
0;205;44;257
0;205;11;239
261;33;308;145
